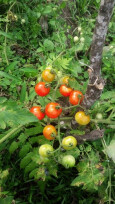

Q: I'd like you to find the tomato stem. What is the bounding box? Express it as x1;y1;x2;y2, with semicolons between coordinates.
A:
91;119;115;125
64;104;83;110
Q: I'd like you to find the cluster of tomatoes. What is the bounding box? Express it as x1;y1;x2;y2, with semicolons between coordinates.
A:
30;67;90;168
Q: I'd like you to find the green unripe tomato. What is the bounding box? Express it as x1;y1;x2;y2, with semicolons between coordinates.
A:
39;144;54;157
74;36;79;42
62;136;77;150
96;113;103;120
62;155;75;168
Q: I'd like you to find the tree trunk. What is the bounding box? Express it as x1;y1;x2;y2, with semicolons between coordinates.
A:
82;0;115;109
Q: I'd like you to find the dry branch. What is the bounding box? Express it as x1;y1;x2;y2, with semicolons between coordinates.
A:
82;0;115;109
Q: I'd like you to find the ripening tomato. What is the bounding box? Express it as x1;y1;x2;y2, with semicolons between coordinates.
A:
35;82;50;96
75;111;90;125
62;155;75;168
30;106;45;120
42;67;55;82
43;125;57;140
39;144;54;157
62;76;69;84
69;90;84;105
59;85;73;97
62;136;77;150
45;102;62;118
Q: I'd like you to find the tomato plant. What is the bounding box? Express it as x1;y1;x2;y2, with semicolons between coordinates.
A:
30;106;45;120
42;67;55;82
45;102;62;118
62;136;77;150
62;155;75;168
69;90;84;105
35;82;50;96
59;85;73;97
43;125;57;140
39;144;54;157
75;111;90;125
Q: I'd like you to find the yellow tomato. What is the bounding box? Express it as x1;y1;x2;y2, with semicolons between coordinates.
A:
62;136;77;150
42;67;55;82
75;111;90;125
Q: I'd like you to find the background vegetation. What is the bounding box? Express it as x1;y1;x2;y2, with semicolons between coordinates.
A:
0;0;115;203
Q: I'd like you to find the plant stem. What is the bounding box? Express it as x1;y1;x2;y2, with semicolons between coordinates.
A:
0;125;23;144
91;119;115;125
101;138;111;204
51;50;65;65
4;1;16;65
64;104;83;110
57;116;61;145
52;80;60;100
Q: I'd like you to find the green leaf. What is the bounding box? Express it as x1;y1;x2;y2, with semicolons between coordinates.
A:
19;143;32;158
0;71;21;82
9;141;19;154
6;61;19;71
20;82;27;102
101;91;115;100
25;161;37;174
0;31;13;39
20;152;33;169
106;140;115;163
43;39;54;51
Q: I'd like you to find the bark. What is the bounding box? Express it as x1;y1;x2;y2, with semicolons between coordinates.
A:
73;129;104;144
82;0;115;109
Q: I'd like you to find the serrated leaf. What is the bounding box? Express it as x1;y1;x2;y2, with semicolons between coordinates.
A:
6;61;19;71
24;161;37;174
0;120;6;129
0;71;20;82
43;39;54;51
19;143;32;158
29;168;39;179
9;141;18;154
25;126;43;136
101;91;115;100
20;152;33;169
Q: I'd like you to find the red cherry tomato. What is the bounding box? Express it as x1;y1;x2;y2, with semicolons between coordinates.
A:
69;90;84;105
43;125;57;140
59;85;73;97
30;106;45;120
45;102;62;118
35;82;50;96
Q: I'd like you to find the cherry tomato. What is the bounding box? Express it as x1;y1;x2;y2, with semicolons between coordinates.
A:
35;82;50;96
45;102;62;118
30;106;45;120
42;67;55;82
62;155;75;168
39;144;54;157
69;90;84;105
59;85;73;97
43;125;57;140
75;111;90;125
61;76;75;85
62;76;69;84
96;113;103;120
62;136;77;150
